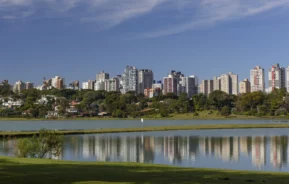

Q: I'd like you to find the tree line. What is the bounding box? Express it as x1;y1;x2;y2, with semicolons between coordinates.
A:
1;85;289;118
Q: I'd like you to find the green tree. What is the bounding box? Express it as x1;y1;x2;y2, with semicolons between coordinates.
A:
112;109;126;118
220;106;231;117
208;90;232;111
16;129;64;159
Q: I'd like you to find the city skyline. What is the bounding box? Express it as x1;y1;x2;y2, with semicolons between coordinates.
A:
1;1;289;86
7;64;289;94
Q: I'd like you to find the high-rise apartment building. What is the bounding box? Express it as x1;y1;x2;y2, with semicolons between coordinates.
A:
82;80;95;90
229;72;238;95
163;70;186;96
51;76;65;89
68;81;80;90
250;66;265;92
214;72;238;95
239;79;251;94
121;66;138;94
94;81;105;91
181;75;198;98
213;76;221;91
25;82;34;90
96;71;109;82
138;69;153;94
200;80;214;95
163;74;178;95
268;64;285;92
13;81;25;93
104;77;120;92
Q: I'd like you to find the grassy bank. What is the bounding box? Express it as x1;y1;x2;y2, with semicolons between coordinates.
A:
1;110;289;121
0;156;289;184
2;123;289;137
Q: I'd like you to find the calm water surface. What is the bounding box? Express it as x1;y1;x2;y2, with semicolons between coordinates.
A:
2;128;289;172
0;119;289;131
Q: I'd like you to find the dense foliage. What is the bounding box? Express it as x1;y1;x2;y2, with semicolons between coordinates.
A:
1;87;289;118
16;129;64;158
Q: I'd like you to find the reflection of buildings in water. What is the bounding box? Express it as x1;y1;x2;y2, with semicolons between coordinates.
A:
221;137;230;162
240;137;249;156
252;136;266;168
232;137;239;161
198;137;240;162
188;136;199;162
270;136;288;168
49;134;289;169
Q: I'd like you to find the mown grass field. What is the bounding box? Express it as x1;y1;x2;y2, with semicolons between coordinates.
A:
2;123;289;137
0;156;289;184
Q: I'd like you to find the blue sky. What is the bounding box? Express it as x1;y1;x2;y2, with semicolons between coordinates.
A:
0;0;289;86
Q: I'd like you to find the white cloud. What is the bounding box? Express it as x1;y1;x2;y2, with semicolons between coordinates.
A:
138;0;289;38
1;0;289;38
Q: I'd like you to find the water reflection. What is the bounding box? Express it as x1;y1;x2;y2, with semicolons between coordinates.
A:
2;131;289;171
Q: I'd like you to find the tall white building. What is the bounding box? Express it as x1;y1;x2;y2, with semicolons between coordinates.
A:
121;66;138;94
105;77;120;92
239;79;251;94
250;66;265;92
200;80;214;95
82;80;95;90
268;64;285;92
13;81;25;93
51;76;65;89
138;69;153;94
96;71;109;82
213;76;221;91
94;81;105;91
214;72;238;95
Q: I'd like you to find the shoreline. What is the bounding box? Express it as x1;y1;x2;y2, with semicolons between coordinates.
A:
1;156;289;184
2;123;289;137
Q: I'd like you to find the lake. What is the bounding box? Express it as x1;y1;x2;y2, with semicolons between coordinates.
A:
2;128;289;172
0;119;289;131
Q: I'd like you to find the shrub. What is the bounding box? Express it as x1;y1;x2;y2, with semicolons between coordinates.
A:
220;106;231;117
275;108;288;116
16;129;64;159
112;110;126;118
193;112;199;117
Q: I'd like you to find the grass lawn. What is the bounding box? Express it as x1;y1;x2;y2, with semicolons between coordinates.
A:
3;123;289;137
0;156;289;184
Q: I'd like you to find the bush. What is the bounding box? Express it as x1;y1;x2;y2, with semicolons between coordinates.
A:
275;108;288;116
220;106;231;117
208;110;213;115
257;105;267;116
16;129;64;159
112;110;126;118
193;112;199;117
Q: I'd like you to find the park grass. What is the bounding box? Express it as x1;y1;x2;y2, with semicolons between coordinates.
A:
2;123;289;137
2;110;289;121
0;156;289;184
